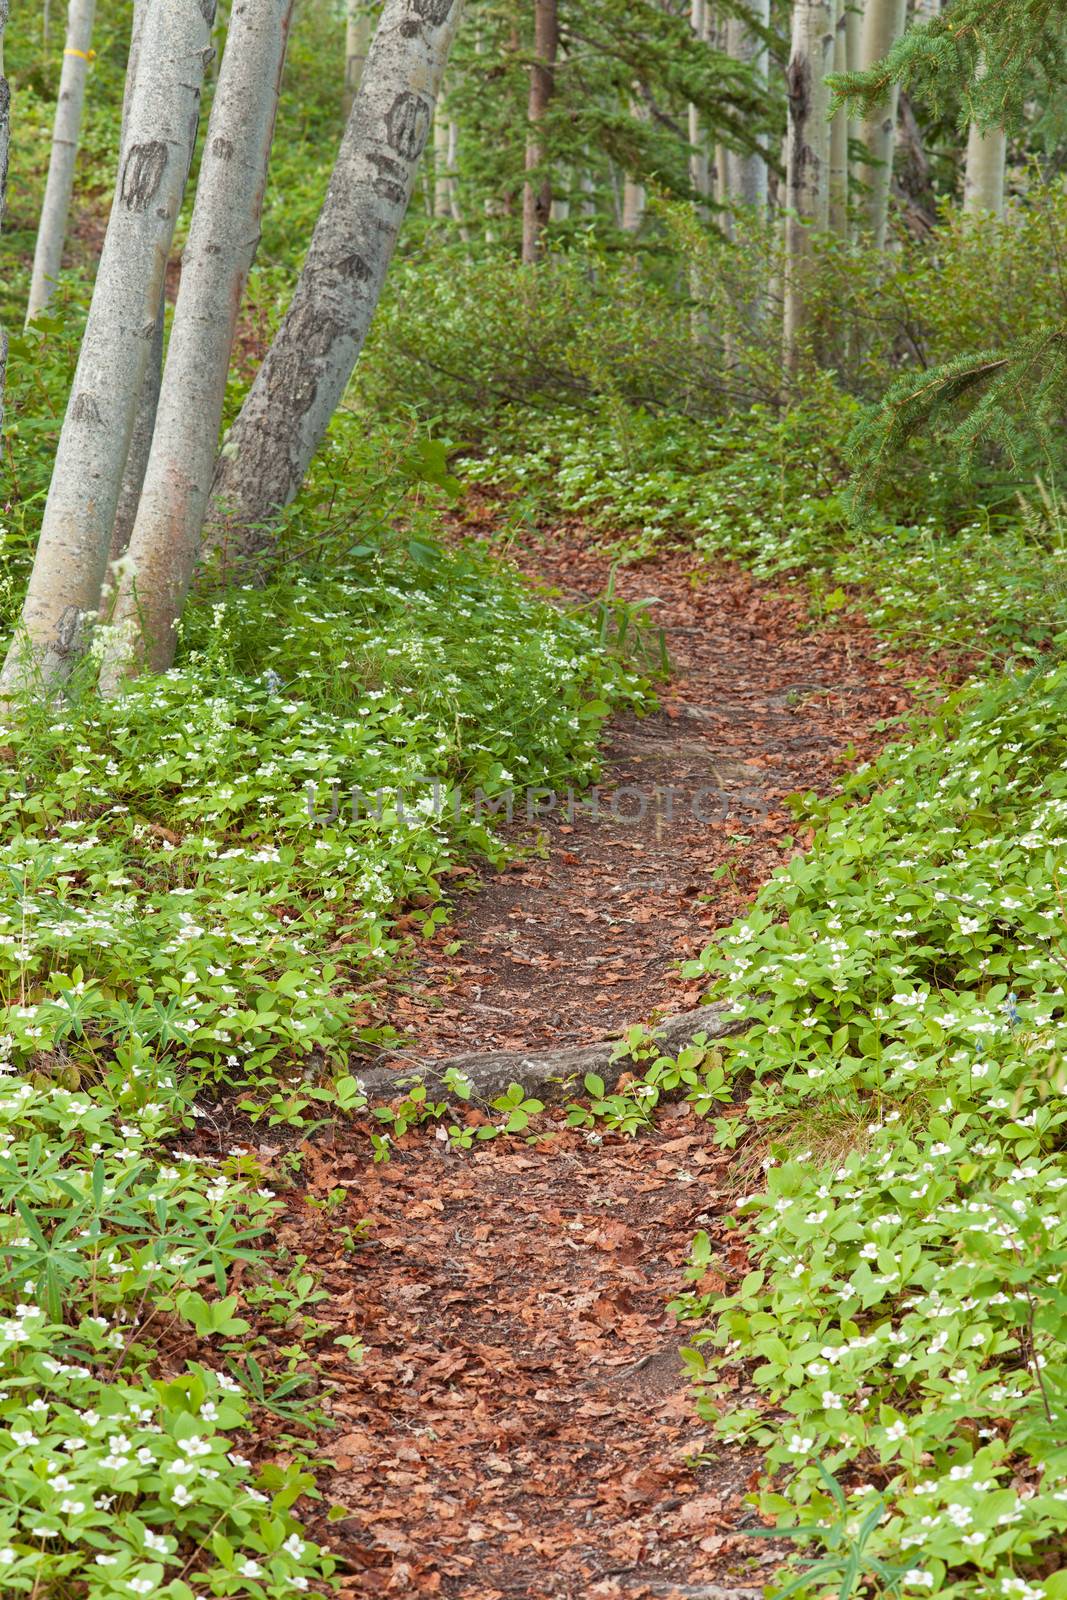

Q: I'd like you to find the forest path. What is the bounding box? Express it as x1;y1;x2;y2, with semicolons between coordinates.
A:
273;525;929;1600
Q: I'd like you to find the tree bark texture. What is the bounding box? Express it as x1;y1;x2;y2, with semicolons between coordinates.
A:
828;0;849;234
0;0;215;698
26;0;97;324
108;0;160;569
521;0;557;263
783;0;834;370
99;0;295;693
0;1;9;436
725;0;770;212
206;0;466;541
858;0;907;248
344;0;373;117
963;121;1006;217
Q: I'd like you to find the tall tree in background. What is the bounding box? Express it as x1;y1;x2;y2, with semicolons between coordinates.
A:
99;0;295;692
858;0;907;246
0;0;8;428
344;0;372;116
828;0;849;234
26;0;96;324
726;0;770;212
963;117;1006;215
963;55;1006;217
0;0;215;697
688;0;711;210
207;0;466;541
522;0;557;262
783;0;833;369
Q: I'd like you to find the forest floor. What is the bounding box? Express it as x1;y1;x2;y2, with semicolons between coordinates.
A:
235;523;941;1600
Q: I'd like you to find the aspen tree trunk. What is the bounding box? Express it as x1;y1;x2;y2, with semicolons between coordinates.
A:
26;0;97;324
845;0;861;222
344;0;372;117
783;0;834;371
621;173;645;232
433;97;451;217
207;0;465;539
688;0;710;205
963;122;1006;217
0;0;214;698
550;165;570;222
99;0;294;691
858;0;906;247
622;95;647;232
0;0;9;433
521;0;557;263
828;0;849;234
109;0;161;567
725;0;769;211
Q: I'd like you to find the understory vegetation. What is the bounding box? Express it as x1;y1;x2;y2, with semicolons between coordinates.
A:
3;0;1067;1593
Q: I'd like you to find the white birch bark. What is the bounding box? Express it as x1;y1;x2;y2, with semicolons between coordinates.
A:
725;0;769;212
1;0;214;697
344;0;372;117
783;0;834;370
207;0;465;538
26;0;97;325
858;0;907;248
98;0;294;692
963;122;1006;217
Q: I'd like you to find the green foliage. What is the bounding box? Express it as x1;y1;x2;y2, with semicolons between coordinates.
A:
671;658;1067;1596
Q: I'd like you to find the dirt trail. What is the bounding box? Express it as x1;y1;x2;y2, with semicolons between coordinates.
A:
269;529;935;1599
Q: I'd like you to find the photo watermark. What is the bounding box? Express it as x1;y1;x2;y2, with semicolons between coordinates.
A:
306;778;771;828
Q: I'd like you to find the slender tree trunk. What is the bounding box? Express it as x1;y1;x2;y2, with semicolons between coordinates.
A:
828;0;849;234
963;122;1006;217
206;0;465;542
0;1;9;433
108;0;160;568
688;0;710;206
344;0;372;118
26;0;96;324
725;0;770;212
521;0;557;263
845;0;861;230
98;0;294;693
1;0;214;698
858;0;907;248
433;95;451;218
783;0;834;370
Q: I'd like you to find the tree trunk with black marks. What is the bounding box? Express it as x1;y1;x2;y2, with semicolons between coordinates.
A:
205;0;465;545
26;0;97;324
0;0;214;701
858;0;907;248
98;0;294;694
521;0;556;264
725;0;770;213
107;0;161;570
783;0;833;371
344;0;372;117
